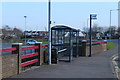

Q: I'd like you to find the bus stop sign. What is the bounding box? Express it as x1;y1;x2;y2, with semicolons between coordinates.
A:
91;14;97;20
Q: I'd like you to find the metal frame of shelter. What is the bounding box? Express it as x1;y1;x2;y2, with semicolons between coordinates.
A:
51;25;79;62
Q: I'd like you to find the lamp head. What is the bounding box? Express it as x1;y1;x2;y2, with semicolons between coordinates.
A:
24;16;27;18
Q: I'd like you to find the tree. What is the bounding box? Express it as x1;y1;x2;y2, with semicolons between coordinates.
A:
82;27;89;37
13;27;23;39
82;24;109;39
107;26;117;36
92;24;104;38
2;25;13;39
1;25;23;40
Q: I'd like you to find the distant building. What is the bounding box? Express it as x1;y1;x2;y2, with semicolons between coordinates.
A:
24;31;48;39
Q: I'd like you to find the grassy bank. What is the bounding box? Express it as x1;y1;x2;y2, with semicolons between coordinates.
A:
107;41;115;50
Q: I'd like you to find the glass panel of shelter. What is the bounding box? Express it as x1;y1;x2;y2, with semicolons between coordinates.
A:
51;26;79;62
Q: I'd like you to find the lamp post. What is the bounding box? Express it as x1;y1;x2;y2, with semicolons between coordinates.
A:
24;16;27;45
48;0;51;64
110;9;120;40
87;18;89;39
110;9;120;66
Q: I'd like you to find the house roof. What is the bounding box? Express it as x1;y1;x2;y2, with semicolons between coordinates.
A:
79;31;85;36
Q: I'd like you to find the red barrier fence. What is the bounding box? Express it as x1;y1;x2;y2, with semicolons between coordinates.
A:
21;52;38;59
42;44;48;48
21;46;39;68
22;46;38;51
21;59;38;67
86;41;107;45
0;44;48;53
1;45;44;68
0;47;16;53
1;43;46;78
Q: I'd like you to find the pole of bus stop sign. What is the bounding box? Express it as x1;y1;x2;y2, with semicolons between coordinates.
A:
89;14;97;57
89;15;92;57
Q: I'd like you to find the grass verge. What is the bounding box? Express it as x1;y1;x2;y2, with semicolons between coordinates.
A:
107;41;115;50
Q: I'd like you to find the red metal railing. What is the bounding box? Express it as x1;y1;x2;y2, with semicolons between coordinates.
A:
21;52;38;59
1;44;48;68
42;44;48;48
0;45;42;68
0;47;16;53
21;46;39;68
100;41;107;44
21;59;38;67
22;46;38;51
86;41;107;45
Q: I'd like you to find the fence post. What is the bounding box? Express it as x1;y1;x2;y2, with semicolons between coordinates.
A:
78;40;82;56
51;48;57;64
12;43;22;74
35;42;42;66
82;40;87;56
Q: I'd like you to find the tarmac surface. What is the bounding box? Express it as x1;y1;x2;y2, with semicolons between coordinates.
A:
10;43;118;78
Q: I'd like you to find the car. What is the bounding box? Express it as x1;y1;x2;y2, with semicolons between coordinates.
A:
26;40;39;45
103;40;107;42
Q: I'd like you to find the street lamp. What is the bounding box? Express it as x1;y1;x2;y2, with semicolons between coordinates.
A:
109;9;120;67
48;0;51;64
53;21;56;26
24;16;27;45
87;18;89;39
110;9;120;40
110;9;120;65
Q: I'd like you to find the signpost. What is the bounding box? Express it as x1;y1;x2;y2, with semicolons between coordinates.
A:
89;14;97;57
91;14;97;19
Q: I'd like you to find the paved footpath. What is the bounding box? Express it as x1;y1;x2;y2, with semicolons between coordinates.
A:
10;44;118;78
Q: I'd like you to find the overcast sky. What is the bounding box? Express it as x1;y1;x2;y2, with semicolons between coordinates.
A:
0;1;119;31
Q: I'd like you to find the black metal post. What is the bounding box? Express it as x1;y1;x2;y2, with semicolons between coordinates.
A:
89;15;92;57
51;29;53;47
69;30;72;62
58;30;60;50
75;32;78;57
77;31;79;56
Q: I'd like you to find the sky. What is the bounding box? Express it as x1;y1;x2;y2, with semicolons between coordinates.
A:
0;1;119;31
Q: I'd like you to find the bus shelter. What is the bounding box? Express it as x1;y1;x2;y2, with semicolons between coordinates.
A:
51;25;79;62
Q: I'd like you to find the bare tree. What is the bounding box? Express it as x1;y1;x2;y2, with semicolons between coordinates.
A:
13;27;23;39
1;25;23;42
107;26;117;36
